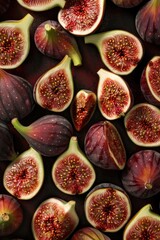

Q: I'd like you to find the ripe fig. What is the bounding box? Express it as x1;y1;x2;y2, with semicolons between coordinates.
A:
71;227;111;240
11;115;73;157
32;198;79;240
17;0;65;11
84;183;131;232
124;103;160;147
140;56;160;106
111;0;144;8
52;136;96;195
122;150;160;198
0;69;34;123
3;147;44;200
58;0;106;36
97;69;133;120
70;89;96;131
0;0;10;15
84;121;126;170
85;30;143;75
0;14;34;69
33;55;74;112
123;204;160;239
135;0;160;45
34;20;82;66
0;194;23;236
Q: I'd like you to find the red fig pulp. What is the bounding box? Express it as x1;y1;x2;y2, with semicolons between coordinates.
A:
17;0;65;11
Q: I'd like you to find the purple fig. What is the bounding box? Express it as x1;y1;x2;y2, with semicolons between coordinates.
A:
111;0;144;8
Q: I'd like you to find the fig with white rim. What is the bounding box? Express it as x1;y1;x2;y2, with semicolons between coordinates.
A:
17;0;65;11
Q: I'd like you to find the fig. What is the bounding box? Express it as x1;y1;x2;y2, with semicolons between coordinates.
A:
0;14;34;69
70;89;97;131
0;194;23;236
123;204;160;239
0;0;10;15
34;20;82;66
97;69;133;120
71;227;111;240
84;183;131;232
122;150;160;198
33;55;74;112
3;147;44;200
58;0;106;36
17;0;65;11
135;0;160;45
111;0;144;8
85;30;143;75
124;103;160;147
84;121;126;170
0;69;34;123
0;122;17;161
140;56;160;106
32;198;79;240
52;136;96;195
11;115;73;157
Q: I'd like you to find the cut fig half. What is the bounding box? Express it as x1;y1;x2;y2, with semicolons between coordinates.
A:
123;204;160;240
124;103;160;147
97;69;133;120
84;183;131;232
0;14;34;69
33;55;74;112
3;147;44;200
85;30;143;75
58;0;106;36
17;0;65;11
52;136;96;195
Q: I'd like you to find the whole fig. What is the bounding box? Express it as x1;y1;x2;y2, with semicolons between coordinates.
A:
111;0;144;8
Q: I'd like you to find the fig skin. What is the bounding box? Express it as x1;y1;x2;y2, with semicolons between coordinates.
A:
11;115;73;157
71;227;111;240
84;121;126;170
122;150;160;199
17;0;65;11
111;0;144;8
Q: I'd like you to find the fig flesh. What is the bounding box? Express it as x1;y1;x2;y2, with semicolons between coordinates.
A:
58;0;106;36
85;30;143;75
33;55;74;112
0;14;34;69
0;69;34;123
70;89;96;131
32;198;79;240
71;227;111;240
3;147;44;200
17;0;65;11
122;150;160;198
97;69;133;120
111;0;144;8
0;194;23;236
11;115;73;157
124;103;160;147
123;204;160;240
140;56;160;106
84;183;131;232
52;136;96;195
84;121;126;170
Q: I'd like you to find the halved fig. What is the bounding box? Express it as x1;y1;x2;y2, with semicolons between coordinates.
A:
52;136;96;195
0;14;34;69
71;227;111;240
140;56;160;106
58;0;106;36
84;183;131;232
84;121;126;170
3;147;44;200
32;198;79;240
122;150;160;198
0;69;34;123
33;55;74;112
85;30;143;75
11;115;73;157
70;89;96;131
97;69;133;120
111;0;144;8
17;0;65;11
123;204;160;239
0;0;10;15
0;194;23;236
34;20;82;66
124;103;160;147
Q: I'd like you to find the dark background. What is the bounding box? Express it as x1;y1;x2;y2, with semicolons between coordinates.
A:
0;0;160;239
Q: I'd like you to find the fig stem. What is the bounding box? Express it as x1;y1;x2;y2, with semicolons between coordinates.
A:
65;200;76;212
11;118;29;136
18;13;34;29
